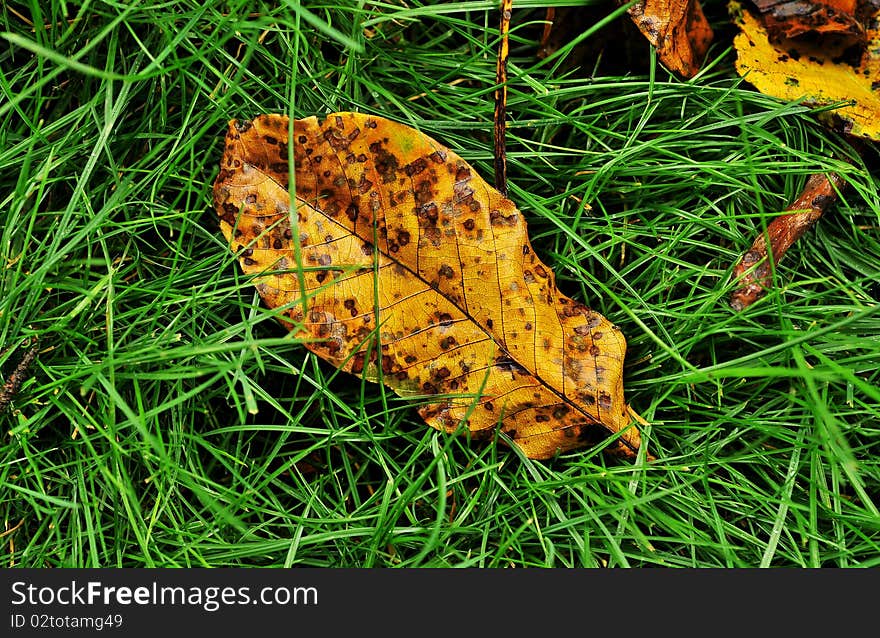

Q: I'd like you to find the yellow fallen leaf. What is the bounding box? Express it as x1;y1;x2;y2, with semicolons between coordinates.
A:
213;113;645;460
731;1;880;141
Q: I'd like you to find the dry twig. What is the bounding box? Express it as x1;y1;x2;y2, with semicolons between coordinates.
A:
730;173;845;310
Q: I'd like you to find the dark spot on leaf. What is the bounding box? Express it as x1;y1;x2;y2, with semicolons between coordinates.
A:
356;174;373;194
490;210;517;226
351;352;367;375
414;180;433;205
235;120;253;133
419;202;439;228
405;158;428;176
370;141;401;183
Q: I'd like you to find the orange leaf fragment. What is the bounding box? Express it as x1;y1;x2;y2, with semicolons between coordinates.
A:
213;113;644;460
626;0;714;78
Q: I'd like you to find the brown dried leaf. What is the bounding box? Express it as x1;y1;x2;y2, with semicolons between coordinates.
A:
626;0;714;78
750;0;866;45
213;113;643;460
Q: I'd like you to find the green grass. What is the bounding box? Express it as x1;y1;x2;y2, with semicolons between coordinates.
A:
1;0;878;568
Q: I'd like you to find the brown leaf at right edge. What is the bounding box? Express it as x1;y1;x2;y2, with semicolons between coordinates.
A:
213;113;645;460
731;0;880;141
626;0;714;77
749;0;867;44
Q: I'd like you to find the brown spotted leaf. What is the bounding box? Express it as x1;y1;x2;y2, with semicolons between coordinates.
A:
626;0;714;78
212;113;643;460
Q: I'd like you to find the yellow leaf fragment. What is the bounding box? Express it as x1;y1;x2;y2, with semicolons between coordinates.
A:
732;2;880;140
213;113;644;460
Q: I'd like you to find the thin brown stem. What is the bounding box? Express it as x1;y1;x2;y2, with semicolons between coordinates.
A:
494;0;513;196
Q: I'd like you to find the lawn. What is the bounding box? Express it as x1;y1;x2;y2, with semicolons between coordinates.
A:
1;0;878;568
